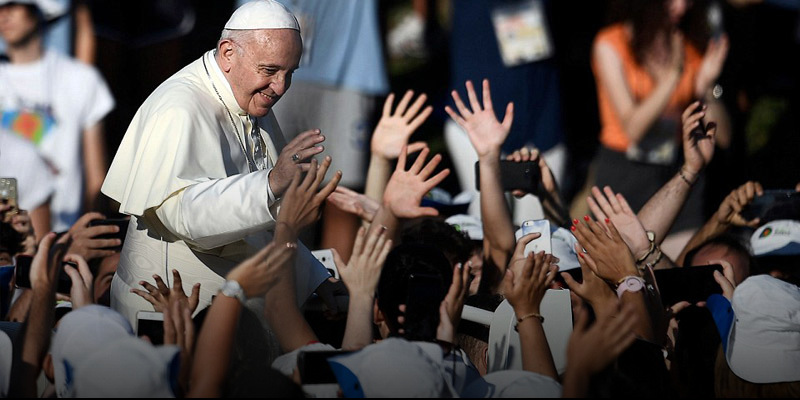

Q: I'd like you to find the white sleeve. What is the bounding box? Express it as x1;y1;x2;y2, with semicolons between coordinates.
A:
155;169;281;249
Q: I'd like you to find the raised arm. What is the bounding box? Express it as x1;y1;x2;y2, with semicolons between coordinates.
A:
445;79;516;268
593;32;683;145
637;101;717;242
506;147;569;227
365;91;431;203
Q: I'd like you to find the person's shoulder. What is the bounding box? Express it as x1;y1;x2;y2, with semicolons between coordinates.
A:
46;50;104;81
145;62;216;114
594;23;628;47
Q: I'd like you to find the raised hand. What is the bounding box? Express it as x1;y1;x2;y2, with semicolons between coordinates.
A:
277;156;342;238
29;232;70;292
441;262;472;335
66;213;122;260
714;181;764;228
572;217;639;284
131;269;201;314
371;90;432;160
503;251;558;316
565;303;637;380
383;146;450;219
63;254;94;309
334;226;392;298
587;186;650;260
326;186;379;223
506;147;559;197
270;129;326;197
681;101;717;179
508;232;542;278
713;260;737;301
560;243;618;315
226;240;297;299
163;297;195;396
694;35;729;98
445;79;513;158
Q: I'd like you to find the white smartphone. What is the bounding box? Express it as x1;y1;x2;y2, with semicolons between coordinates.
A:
311;249;339;280
136;311;164;345
520;219;552;257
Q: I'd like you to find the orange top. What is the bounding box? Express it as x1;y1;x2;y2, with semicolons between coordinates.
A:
592;24;702;152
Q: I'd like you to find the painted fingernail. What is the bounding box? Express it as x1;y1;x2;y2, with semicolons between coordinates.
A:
572;219;579;225
605;218;610;223
583;215;590;221
579;253;585;259
570;226;576;232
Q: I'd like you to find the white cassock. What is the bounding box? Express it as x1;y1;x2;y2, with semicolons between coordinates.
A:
102;50;330;325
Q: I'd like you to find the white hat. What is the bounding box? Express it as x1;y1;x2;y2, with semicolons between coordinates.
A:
51;305;134;398
328;338;457;397
750;219;800;257
70;336;180;398
271;341;336;377
462;370;563;398
224;0;299;31
446;214;484;241
0;0;67;22
0;330;11;397
726;275;800;383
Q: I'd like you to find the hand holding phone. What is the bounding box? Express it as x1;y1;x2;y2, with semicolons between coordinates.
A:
136;311;165;345
475;160;540;193
14;255;75;295
520;219;552;257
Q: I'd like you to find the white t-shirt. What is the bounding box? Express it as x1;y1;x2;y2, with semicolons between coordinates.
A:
0;132;55;210
0;50;114;231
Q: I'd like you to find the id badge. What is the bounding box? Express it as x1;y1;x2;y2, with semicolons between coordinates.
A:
295;12;315;66
490;0;554;67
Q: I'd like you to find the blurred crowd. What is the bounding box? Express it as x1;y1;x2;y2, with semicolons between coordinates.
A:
1;0;799;397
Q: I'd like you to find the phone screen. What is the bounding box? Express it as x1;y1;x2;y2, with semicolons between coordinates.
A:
475;161;540;192
521;219;552;257
312;249;339;279
404;273;442;342
87;218;130;251
654;264;723;306
136;311;165;345
741;190;800;223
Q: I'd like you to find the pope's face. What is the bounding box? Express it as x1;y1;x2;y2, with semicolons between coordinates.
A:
0;4;38;46
224;29;302;118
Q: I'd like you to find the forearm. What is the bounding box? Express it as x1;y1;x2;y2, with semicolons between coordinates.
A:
264;279;318;353
562;368;591;398
82;123;107;212
341;294;375;351
620;291;654;342
479;155;515;267
11;287;55;397
517;318;558;379
370;205;400;243
637;171;692;244
624;73;681;144
365;155;392;203
155;170;278;249
187;295;241;398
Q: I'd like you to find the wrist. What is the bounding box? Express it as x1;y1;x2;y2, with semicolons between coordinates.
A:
219;279;247;303
478;150;502;162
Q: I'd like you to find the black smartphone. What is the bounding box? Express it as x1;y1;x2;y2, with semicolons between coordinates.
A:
404;273;443;342
298;350;352;385
87;218;130;251
14;255;75;295
136;311;165;345
475;160;540;192
740;190;800;223
689;101;707;140
553;267;582;289
654;264;723;306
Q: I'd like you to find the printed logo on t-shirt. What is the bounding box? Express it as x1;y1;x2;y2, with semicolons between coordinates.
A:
1;104;57;145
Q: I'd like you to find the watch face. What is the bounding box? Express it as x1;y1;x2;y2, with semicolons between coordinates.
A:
626;277;644;291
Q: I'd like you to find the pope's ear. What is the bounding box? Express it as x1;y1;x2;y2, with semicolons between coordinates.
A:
217;40;236;72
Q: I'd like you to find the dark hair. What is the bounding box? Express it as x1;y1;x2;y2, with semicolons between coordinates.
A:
684;233;754;274
0;221;25;257
671;305;721;398
401;218;473;266
376;243;453;337
606;0;709;65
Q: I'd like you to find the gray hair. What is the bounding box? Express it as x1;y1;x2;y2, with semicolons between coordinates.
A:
218;29;256;54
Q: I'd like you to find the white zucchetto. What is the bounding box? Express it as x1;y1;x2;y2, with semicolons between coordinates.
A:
224;0;300;31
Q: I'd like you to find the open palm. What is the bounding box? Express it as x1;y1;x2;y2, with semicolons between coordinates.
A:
445;79;513;157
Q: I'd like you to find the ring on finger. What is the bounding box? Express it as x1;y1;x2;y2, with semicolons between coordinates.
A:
291;153;300;162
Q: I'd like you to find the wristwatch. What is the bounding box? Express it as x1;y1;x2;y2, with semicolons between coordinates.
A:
219;280;246;303
616;276;645;298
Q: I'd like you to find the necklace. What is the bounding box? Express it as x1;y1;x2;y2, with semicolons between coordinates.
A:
201;54;265;173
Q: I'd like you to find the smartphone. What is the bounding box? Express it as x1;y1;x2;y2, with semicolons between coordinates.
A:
404;273;443;342
0;177;19;214
136;311;165;345
14;255;74;295
654;264;723;306
87;218;130;251
475;161;540;192
689;102;708;140
312;249;339;280
740;190;800;223
521;219;552;257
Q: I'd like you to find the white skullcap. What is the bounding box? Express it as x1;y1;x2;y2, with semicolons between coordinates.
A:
224;0;300;31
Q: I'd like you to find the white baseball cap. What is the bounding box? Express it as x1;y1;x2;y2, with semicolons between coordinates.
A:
726;275;800;383
224;0;299;31
462;370;563;398
750;220;800;257
51;305;134;398
0;0;66;22
328;338;457;397
70;336;180;398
